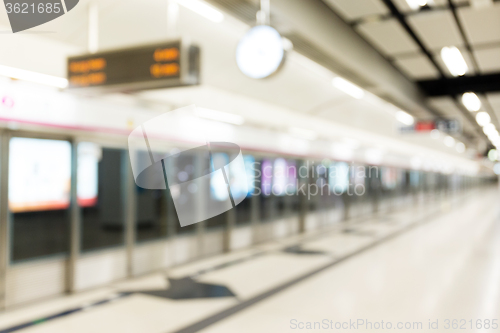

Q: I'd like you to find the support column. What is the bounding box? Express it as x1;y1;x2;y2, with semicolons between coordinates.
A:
66;140;80;293
0;132;10;310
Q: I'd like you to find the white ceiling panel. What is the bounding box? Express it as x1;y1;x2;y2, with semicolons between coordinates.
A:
407;11;464;51
323;0;389;21
458;4;500;46
394;53;440;79
474;47;500;74
433;46;477;77
356;19;421;56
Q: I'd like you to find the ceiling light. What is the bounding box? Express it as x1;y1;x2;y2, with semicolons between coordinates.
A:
176;0;224;23
406;0;430;9
288;127;318;141
483;123;496;135
0;64;68;89
455;142;465;153
444;136;455;147
441;46;468;77
195;108;244;125
494;163;500;175
430;129;440;139
476;112;491;126
332;77;364;99
488;149;498;162
461;92;481;111
488;130;499;140
395;110;414;125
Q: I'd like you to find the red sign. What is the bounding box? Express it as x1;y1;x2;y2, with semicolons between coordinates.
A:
414;121;435;132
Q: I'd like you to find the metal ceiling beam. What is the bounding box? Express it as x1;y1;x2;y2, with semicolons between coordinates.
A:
418;73;500;96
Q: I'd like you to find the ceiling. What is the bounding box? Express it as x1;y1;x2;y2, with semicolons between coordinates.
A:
323;0;500;150
0;0;495;159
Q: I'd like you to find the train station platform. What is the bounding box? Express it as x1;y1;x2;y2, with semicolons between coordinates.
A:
0;187;497;333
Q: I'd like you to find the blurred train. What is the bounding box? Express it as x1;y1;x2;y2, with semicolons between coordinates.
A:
0;78;490;308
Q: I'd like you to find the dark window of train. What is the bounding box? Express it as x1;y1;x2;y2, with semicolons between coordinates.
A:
172;150;202;235
134;150;170;242
259;158;274;222
9;138;71;262
235;154;256;225
308;163;322;212
81;146;126;251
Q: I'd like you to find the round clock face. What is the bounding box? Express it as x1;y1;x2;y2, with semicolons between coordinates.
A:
236;25;285;79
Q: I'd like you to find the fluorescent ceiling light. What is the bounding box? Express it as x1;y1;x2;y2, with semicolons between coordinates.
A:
488;149;498;162
288;127;318;141
441;46;468;77
455;142;465;153
332;77;364;99
462;92;481;111
488;130;499;140
195;108;244;125
176;0;224;23
430;129;440;139
476;111;491;126
483;123;496;135
395;110;414;125
406;0;432;9
0;64;68;88
444;136;455;147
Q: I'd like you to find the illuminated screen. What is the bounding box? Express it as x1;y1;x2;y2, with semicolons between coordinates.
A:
382;167;397;189
243;155;256;196
9;138;71;212
211;153;230;202
273;158;287;196
329;162;349;193
353;164;365;186
410;171;420;188
261;159;273;196
77;142;100;207
286;160;297;193
227;154;251;201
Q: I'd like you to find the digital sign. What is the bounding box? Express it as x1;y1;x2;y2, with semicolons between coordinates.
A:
400;119;461;134
68;40;200;90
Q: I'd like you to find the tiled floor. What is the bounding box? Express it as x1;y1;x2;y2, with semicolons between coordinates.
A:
1;188;498;333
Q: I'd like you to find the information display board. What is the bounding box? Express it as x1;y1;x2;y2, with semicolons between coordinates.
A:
68;40;200;91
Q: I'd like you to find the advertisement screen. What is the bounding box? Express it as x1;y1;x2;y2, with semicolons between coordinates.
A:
261;159;273;196
77;142;100;207
273;158;287;196
243;155;256;196
211;153;230;201
329;162;349;193
9;138;72;212
382;167;397;190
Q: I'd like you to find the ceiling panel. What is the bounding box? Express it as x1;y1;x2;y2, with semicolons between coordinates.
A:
407;10;464;51
433;46;477;77
393;53;440;79
356;19;421;56
458;4;500;46
323;0;389;21
474;47;500;74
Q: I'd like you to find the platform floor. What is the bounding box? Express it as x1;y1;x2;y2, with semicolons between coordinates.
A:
1;188;499;333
